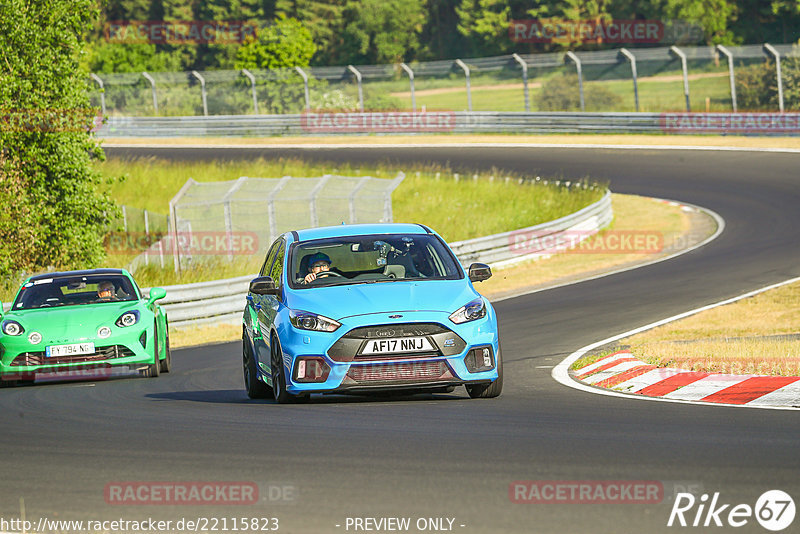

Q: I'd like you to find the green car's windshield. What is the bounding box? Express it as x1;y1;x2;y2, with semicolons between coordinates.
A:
289;233;462;289
12;274;138;310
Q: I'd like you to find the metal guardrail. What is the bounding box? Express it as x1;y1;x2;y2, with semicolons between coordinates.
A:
146;191;612;328
449;190;612;266
1;193;613;325
96;112;800;137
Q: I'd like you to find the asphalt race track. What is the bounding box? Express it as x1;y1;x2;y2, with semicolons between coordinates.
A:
2;145;799;533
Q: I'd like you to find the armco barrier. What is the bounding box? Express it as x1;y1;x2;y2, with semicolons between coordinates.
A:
148;191;612;328
0;193;611;325
95;112;800;137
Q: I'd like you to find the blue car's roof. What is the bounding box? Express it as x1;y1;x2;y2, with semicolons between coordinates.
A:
292;223;432;243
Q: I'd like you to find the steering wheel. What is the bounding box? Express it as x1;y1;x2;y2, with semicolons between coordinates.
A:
316;271;344;278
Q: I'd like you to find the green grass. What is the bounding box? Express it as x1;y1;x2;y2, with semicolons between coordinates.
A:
570;349;622;371
78;157;605;289
409;74;733;112
99;157;604;241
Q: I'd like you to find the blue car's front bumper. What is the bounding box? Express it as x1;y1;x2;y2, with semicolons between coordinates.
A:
272;310;500;395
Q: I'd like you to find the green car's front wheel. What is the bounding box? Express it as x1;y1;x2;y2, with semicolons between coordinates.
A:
143;321;161;378
159;327;172;373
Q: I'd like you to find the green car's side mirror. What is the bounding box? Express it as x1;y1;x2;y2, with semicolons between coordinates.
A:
0;300;4;320
147;287;167;305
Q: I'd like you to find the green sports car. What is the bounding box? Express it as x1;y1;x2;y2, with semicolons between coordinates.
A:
0;269;170;386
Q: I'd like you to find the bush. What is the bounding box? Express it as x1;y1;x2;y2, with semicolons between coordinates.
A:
0;0;118;279
536;73;622;112
736;57;800;111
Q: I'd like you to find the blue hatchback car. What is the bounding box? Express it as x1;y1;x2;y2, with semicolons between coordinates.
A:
242;223;501;403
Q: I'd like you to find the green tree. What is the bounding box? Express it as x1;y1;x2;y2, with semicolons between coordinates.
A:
338;0;426;64
235;15;316;69
456;0;512;56
234;15;317;114
276;0;347;65
0;0;117;279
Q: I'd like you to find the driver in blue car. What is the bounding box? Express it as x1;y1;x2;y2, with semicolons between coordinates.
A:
302;253;333;284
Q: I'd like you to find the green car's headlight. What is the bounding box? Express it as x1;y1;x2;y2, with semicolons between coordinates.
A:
28;331;42;344
2;321;24;336
116;311;140;328
97;326;112;339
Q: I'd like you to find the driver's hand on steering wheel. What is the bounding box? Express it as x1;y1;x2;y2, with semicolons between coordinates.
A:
304;260;332;283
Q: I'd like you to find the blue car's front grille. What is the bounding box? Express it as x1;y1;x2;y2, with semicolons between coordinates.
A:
11;345;136;366
327;322;466;362
344;360;453;384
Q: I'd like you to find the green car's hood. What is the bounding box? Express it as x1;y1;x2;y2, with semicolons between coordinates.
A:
4;301;146;343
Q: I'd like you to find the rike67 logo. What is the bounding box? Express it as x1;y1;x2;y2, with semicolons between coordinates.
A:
668;490;795;531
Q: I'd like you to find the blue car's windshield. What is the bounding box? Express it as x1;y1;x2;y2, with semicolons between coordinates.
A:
289;234;463;289
12;274;139;310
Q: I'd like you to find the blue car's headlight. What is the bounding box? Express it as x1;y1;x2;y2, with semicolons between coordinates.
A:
2;320;24;336
116;310;140;328
449;298;487;324
290;310;341;332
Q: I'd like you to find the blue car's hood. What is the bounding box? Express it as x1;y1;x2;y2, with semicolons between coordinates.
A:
286;280;479;321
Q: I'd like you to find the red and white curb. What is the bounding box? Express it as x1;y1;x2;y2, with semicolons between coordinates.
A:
553;275;800;411
572;350;800;408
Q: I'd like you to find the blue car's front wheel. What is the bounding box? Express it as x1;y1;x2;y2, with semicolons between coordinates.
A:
270;336;307;404
243;335;271;399
466;351;503;398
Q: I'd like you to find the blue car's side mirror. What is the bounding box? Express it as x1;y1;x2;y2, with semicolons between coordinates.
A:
250;276;280;296
468;263;492;283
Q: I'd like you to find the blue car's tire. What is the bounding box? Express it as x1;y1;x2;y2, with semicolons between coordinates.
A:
243;335;271;399
466;351;503;399
270;335;307;404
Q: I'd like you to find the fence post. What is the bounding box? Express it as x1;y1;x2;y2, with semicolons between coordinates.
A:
565;52;585;111
763;44;784;112
512;54;529;112
222;177;248;262
349;176;371;223
669;46;691;112
384;172;406;223
169;178;196;274
121;205;128;232
191;70;208;116
619;48;639;112
241;69;259;114
454;59;472;112
400;63;416;111
90;73;106;116
267;176;292;243
295;67;311;111
715;45;737;112
141;72;158;115
347;65;364;112
309;175;332;227
144;209;150;265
